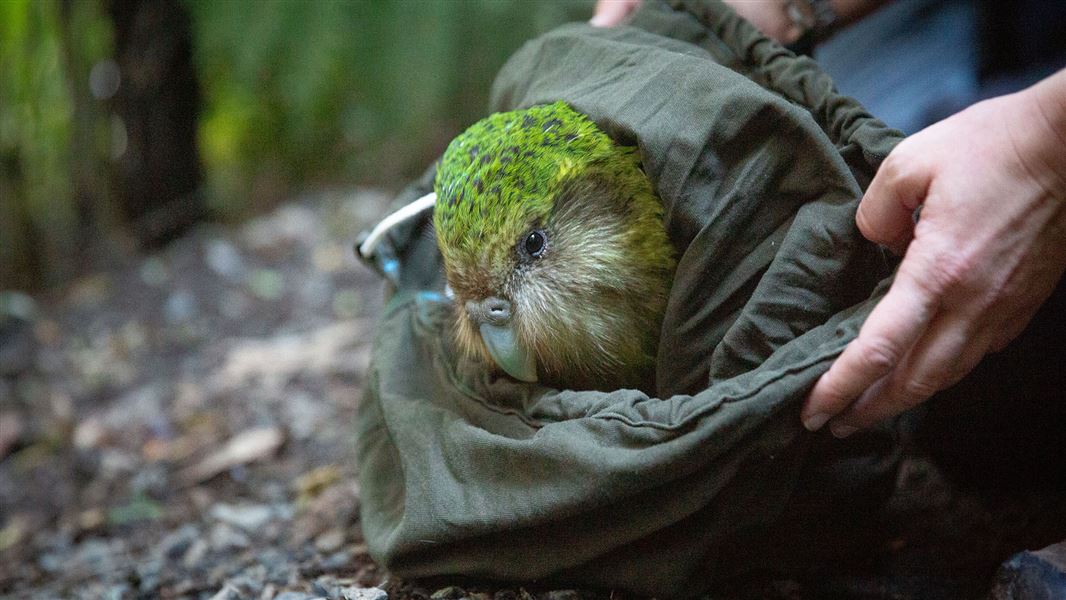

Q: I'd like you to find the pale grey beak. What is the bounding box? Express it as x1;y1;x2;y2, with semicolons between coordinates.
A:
478;322;538;383
466;297;537;383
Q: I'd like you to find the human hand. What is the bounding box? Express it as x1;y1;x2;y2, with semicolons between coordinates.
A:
591;0;803;42
590;0;641;27
803;70;1066;437
723;0;806;44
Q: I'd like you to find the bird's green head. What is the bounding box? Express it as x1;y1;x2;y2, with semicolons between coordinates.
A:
434;101;675;391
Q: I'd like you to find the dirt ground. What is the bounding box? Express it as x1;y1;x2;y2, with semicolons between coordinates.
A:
1;190;1064;600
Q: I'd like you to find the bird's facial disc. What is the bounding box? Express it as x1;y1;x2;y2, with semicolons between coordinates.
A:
465;297;537;383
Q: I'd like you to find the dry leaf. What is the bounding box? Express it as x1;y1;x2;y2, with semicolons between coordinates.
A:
177;427;284;485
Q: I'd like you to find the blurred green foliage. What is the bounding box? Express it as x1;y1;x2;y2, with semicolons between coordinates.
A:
0;0;592;289
189;0;592;216
0;0;113;290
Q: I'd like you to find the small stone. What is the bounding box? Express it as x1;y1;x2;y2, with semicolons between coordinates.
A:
139;256;170;287
274;593;319;600
183;538;209;568
97;447;137;477
49;389;73;422
210;522;251;551
211;502;275;532
38;550;64;573
315;528;346;553
0;411;24;459
136;558;163;594
0;290;37;320
311;578;335;597
431;586;466;600
340;587;388;600
299;274;333;309
156;524;200;560
73;538;122;577
210;584;244;600
107;495;164;525
242;204;318;251
229;566;268;592
33;318;61;346
352;564;380;588
284;391;327;441
208;562;232;588
318;550;352;571
172;379;207;418
258;547;296;586
221;289;253;320
164;289;199;324
129;465;169;497
77;508;106;533
331;289;361;319
205;239;245;280
312;244;347;273
272;502;296;521
66;273;112;307
119;319;148;352
248;269;286;301
105;583;132;600
0;514;29;552
0;315;35;376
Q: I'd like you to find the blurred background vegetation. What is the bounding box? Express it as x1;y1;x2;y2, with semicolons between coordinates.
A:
0;0;593;291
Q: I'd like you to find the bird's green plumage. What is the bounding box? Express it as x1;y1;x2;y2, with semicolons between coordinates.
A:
436;102;623;260
434;101;675;391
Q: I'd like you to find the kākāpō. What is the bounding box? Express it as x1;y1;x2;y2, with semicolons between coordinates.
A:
433;101;676;391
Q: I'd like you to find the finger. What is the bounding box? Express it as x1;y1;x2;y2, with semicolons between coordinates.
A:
988;307;1037;352
802;266;939;430
828;313;988;436
826;374;891;438
590;0;639;27
856;153;932;254
781;23;805;45
724;0;800;43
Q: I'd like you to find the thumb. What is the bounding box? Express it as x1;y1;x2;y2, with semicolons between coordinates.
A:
590;0;639;27
856;154;932;254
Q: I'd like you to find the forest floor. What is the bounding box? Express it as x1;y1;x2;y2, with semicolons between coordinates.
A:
1;190;394;599
1;190;1065;600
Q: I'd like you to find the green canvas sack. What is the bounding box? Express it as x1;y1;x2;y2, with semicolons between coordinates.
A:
355;0;907;595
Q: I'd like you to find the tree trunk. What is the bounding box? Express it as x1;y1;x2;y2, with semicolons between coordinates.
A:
109;0;205;247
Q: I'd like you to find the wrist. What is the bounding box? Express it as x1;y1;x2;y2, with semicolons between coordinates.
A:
1028;69;1066;145
1021;69;1066;198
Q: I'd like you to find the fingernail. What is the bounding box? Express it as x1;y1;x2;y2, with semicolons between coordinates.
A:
589;15;610;27
802;412;830;431
830;422;859;438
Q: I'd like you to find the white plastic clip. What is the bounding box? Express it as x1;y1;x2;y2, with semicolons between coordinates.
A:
357;192;437;259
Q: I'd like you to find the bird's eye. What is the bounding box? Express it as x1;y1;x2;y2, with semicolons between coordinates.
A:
523;230;546;258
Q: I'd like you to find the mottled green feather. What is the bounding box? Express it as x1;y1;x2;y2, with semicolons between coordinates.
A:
433;101;675;391
435;102;622;257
